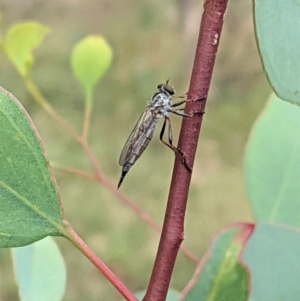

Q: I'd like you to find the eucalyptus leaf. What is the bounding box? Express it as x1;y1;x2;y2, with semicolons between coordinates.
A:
184;226;250;301
245;94;300;226
243;223;300;301
253;0;300;104
12;237;66;301
0;87;67;247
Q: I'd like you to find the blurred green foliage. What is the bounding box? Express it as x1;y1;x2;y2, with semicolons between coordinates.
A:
71;35;112;94
2;22;50;76
0;0;270;300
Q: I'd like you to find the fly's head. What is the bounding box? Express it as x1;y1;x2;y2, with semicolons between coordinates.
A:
148;80;174;116
157;80;175;96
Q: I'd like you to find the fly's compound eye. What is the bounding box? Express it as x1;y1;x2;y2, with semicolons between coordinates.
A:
163;84;175;95
157;83;175;95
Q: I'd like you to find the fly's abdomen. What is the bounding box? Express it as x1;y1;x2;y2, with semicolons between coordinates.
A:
117;117;158;189
132;119;157;161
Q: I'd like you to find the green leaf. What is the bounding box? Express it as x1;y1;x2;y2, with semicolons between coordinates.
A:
184;225;250;301
244;94;300;226
134;289;179;301
12;237;66;301
0;86;66;247
3;22;50;77
253;0;300;104
71;35;112;94
243;223;300;300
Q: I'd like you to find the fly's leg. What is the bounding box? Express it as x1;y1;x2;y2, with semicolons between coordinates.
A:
160;117;176;152
167;117;173;146
172;94;206;114
160;117;192;171
170;102;207;117
169;108;191;118
170;100;198;118
173;92;188;100
171;99;186;107
171;93;207;108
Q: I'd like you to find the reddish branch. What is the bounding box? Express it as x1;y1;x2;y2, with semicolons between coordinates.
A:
66;223;138;301
143;1;229;300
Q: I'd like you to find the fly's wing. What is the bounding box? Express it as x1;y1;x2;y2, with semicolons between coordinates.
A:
119;108;157;166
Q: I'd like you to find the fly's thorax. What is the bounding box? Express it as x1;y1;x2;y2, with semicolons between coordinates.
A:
148;92;172;119
150;92;172;108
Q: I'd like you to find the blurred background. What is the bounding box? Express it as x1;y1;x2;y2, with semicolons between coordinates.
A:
0;0;271;300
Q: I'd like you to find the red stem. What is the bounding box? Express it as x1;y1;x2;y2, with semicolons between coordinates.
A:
65;223;138;301
143;1;228;300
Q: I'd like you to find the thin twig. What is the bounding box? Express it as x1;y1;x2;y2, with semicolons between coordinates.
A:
143;1;229;301
82;90;93;141
54;166;95;180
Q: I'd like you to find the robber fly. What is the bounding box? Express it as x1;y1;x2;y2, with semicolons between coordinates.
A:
118;80;190;189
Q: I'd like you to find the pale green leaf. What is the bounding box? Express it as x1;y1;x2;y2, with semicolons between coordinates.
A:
12;237;66;301
71;35;112;93
245;94;300;226
254;0;300;104
243;223;300;300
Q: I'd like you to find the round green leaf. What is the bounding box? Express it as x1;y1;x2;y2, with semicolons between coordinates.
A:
0;86;66;247
244;94;300;226
243;223;300;300
71;35;112;93
12;237;66;301
184;225;250;301
3;22;50;77
254;0;300;104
